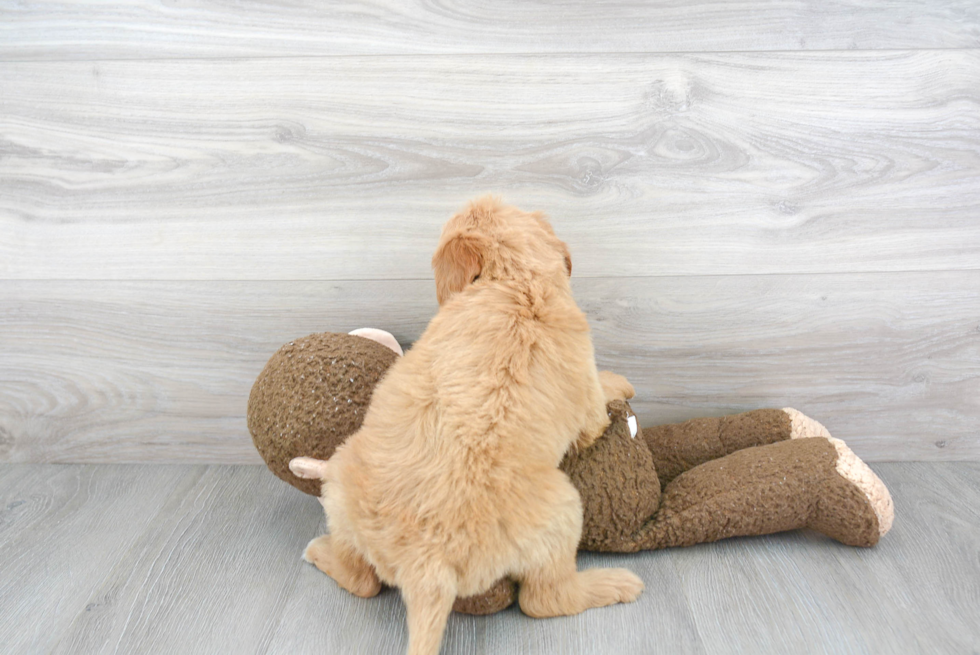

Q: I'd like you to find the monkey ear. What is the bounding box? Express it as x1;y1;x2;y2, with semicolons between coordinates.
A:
289;456;329;480
431;231;487;305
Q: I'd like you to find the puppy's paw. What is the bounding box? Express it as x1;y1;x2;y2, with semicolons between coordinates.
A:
303;535;331;565
598;371;635;402
303;534;381;598
582;568;644;607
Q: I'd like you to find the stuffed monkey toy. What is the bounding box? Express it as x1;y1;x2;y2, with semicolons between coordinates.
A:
248;331;894;615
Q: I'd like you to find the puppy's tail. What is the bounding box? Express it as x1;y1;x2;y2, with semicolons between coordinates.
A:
289;456;331;481
402;577;457;655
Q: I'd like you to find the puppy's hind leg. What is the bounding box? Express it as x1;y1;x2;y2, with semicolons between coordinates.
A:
518;550;643;619
303;534;381;598
516;476;643;618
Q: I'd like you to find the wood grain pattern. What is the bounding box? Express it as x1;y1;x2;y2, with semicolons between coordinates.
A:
584;272;980;460
1;463;976;653
1;1;978;60
842;462;980;653
671;483;980;655
270;549;706;655
3;3;978;648
2;52;978;280
1;272;976;464
51;466;317;655
0;464;195;653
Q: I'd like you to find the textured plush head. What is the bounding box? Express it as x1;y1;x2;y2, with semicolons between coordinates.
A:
247;332;399;495
247;329;660;614
431;195;572;305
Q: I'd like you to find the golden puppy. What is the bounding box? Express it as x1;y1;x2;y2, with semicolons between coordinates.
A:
290;196;643;655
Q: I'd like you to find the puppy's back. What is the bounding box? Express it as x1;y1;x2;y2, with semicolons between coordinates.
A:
334;281;592;552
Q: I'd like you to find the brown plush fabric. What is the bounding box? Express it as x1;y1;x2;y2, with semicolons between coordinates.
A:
248;333;888;618
628;437;880;551
247;332;398;495
808;458;883;547
452;578;519;615
560;400;661;552
455;398;660;612
456;434;883;612
643;409;792;490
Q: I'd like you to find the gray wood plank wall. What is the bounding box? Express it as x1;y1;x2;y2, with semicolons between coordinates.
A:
1;2;978;464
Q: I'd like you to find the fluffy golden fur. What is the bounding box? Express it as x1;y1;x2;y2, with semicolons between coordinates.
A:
290;196;643;655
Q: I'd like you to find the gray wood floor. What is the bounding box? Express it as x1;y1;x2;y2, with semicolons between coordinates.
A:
1;462;977;654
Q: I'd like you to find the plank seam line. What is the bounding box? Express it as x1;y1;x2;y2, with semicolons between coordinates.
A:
1;47;979;64
3;268;979;284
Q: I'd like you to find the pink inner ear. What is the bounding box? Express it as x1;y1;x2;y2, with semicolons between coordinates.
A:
348;328;404;356
289;457;328;479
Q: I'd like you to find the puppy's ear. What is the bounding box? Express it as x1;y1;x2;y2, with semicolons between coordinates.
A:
529;210;571;277
432;231;487;305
